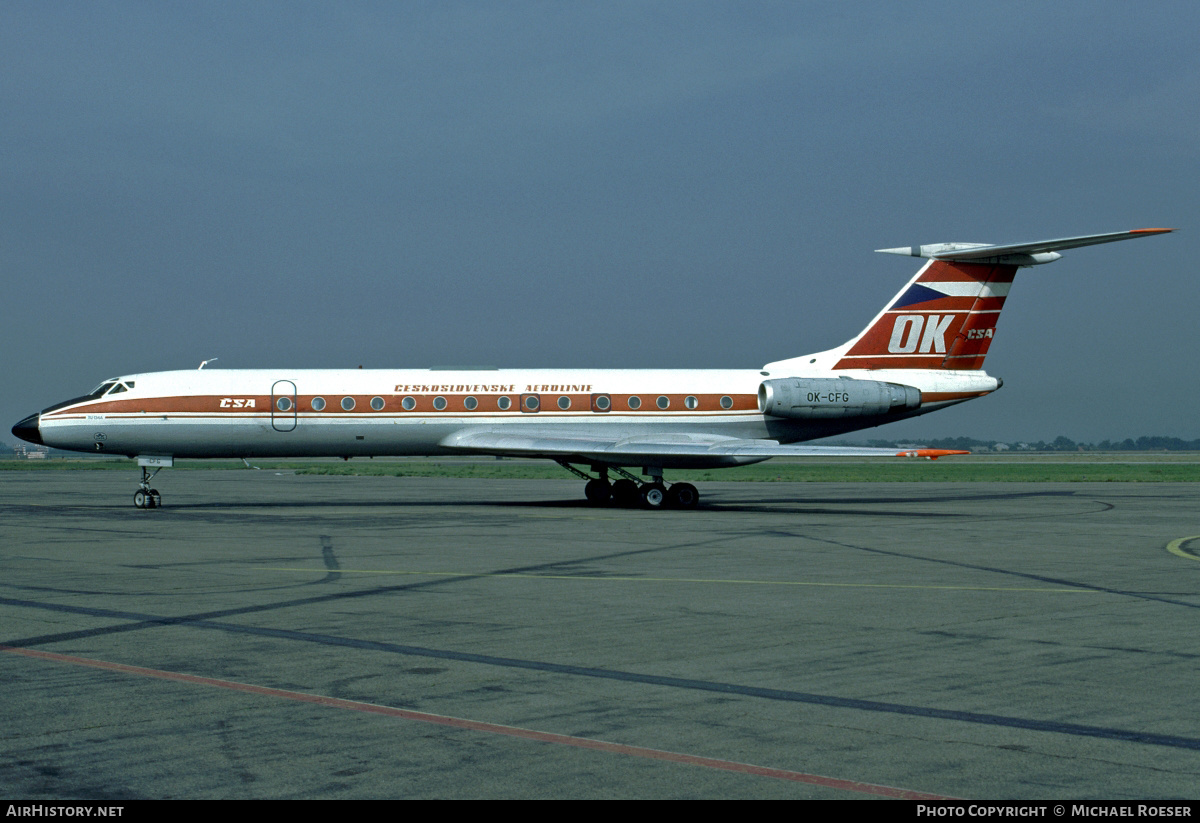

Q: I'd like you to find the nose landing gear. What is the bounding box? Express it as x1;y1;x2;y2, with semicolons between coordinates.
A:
132;456;172;509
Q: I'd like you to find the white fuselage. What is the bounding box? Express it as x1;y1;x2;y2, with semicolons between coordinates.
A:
35;366;998;464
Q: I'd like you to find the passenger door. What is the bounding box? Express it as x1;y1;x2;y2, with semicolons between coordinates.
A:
271;380;297;432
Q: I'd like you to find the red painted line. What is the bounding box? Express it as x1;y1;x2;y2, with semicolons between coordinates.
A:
2;645;955;799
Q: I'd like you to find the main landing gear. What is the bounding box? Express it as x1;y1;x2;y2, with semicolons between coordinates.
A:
559;462;700;510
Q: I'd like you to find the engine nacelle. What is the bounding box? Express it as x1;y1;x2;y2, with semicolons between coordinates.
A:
758;377;921;419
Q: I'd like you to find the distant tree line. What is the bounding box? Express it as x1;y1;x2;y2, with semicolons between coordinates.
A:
861;436;1200;452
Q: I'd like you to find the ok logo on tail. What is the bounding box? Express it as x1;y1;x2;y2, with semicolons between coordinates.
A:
887;314;956;354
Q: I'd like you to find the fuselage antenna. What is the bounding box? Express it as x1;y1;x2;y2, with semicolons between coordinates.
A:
198;358;218;370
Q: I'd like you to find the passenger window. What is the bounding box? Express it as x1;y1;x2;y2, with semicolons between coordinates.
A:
656;396;670;409
464;396;478;410
311;397;326;411
557;396;571;410
497;396;512;410
401;396;416;411
371;396;385;411
720;396;733;409
341;397;355;411
628;396;641;410
433;396;447;410
685;396;698;409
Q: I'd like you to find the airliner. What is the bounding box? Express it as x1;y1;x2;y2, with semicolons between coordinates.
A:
12;228;1172;509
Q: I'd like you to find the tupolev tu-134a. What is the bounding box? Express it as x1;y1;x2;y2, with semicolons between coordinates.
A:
12;228;1173;510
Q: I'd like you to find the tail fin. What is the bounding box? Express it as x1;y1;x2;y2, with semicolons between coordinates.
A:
825;228;1173;372
834;259;1013;370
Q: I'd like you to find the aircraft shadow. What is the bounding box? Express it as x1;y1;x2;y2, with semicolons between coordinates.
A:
116;487;1079;518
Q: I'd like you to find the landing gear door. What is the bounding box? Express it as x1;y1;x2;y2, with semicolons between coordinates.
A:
271;380;297;432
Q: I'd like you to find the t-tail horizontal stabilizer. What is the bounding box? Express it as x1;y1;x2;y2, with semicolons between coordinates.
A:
876;228;1173;267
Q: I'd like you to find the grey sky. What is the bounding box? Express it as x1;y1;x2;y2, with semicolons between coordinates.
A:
3;1;1196;444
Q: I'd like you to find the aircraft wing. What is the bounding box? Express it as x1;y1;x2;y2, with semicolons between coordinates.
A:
439;429;965;468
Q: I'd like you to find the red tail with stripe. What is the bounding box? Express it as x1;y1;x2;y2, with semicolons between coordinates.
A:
834;260;1017;370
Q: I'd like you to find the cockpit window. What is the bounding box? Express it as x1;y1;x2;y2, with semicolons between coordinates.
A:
88;380;119;398
107;383;128;395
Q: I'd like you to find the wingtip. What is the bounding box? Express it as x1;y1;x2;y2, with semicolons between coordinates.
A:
896;449;971;460
1131;228;1175;234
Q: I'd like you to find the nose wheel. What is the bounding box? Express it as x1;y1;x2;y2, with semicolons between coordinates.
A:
134;465;164;509
134;488;162;509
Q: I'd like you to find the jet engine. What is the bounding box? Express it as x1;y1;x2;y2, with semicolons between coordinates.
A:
758;377;921;419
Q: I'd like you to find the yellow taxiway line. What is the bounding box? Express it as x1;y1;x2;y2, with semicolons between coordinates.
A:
1167;536;1200;562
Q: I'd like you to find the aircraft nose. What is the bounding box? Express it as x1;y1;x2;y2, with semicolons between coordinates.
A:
12;413;43;446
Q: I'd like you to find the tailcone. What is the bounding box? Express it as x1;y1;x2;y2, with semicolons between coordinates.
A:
12;413;42;446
